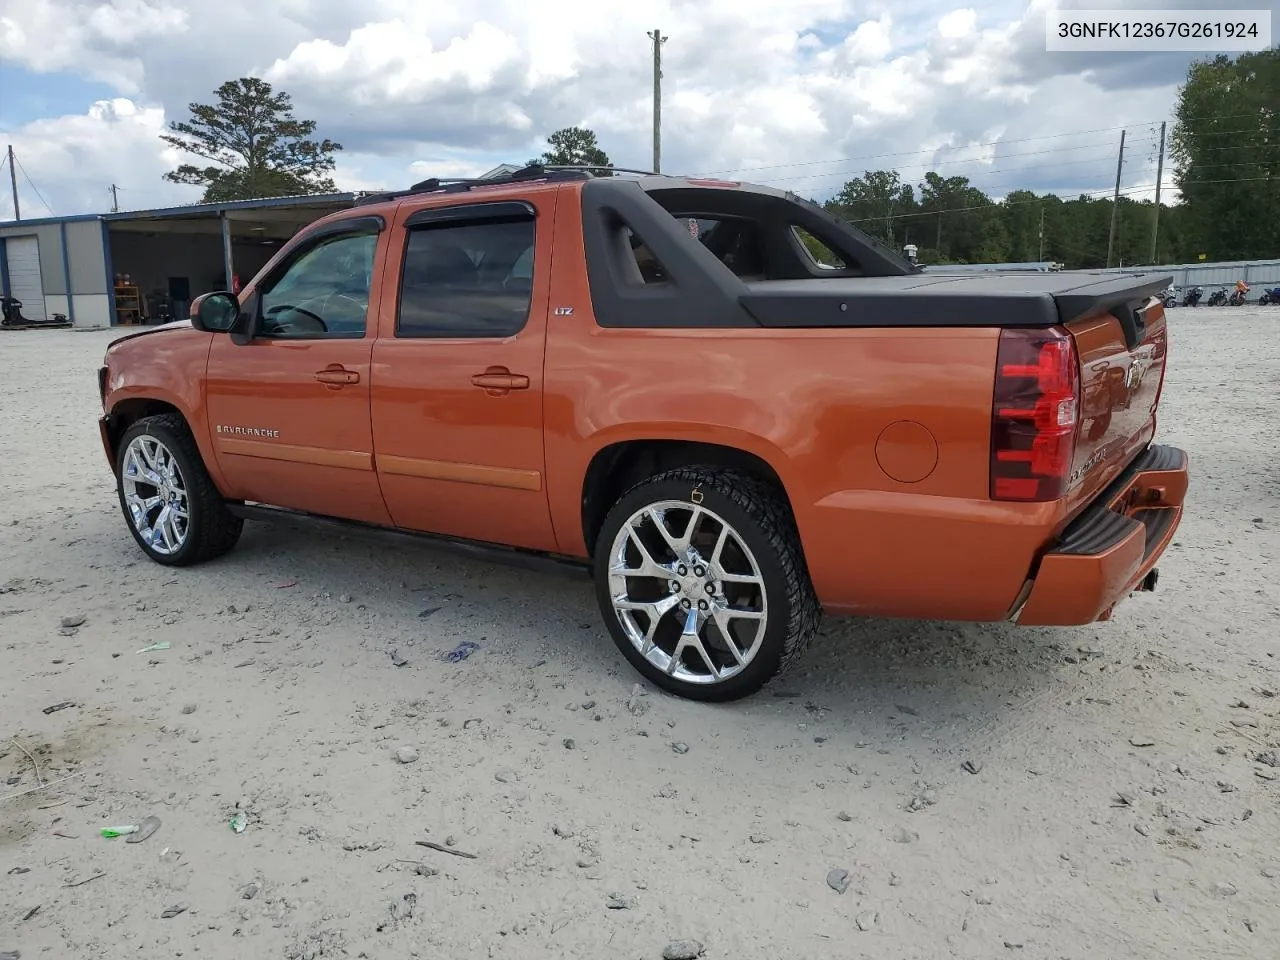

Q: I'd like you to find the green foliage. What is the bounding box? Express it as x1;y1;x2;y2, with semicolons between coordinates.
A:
793;226;846;267
161;78;343;202
832;170;914;245
1171;47;1279;260
528;126;612;171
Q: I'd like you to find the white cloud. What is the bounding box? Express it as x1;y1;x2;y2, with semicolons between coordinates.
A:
0;98;198;219
0;0;189;92
0;0;1206;217
936;8;977;39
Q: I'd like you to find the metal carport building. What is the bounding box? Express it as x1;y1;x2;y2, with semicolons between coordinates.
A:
0;193;356;328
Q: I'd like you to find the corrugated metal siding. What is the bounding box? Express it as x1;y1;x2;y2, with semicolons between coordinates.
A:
1089;258;1280;289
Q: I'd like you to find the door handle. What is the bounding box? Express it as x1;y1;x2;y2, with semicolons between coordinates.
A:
471;366;530;393
315;366;360;386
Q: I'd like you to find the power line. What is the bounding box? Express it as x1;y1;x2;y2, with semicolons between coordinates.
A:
13;152;54;216
700;110;1277;180
755;146;1157;189
700;124;1151;177
745;134;1276;193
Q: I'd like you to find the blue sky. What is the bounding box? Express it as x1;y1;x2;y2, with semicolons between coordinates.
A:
1;0;1273;220
0;65;115;127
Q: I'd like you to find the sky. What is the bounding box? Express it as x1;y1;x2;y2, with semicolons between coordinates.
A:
0;0;1275;220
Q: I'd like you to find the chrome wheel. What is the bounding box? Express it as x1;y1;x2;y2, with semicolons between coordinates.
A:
121;435;190;556
607;500;767;685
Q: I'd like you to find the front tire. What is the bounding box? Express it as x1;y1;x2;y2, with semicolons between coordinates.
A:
593;467;820;702
115;414;242;566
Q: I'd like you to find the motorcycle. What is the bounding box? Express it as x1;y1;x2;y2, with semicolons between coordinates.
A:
1;296;72;329
1162;284;1180;308
1259;287;1280;305
1181;285;1204;308
1228;282;1250;306
1206;287;1228;307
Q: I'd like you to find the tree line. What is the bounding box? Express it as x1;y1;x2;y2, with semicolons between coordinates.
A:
815;169;1186;269
163;47;1276;268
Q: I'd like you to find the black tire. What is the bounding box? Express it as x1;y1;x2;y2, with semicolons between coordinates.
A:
592;467;820;702
114;413;243;566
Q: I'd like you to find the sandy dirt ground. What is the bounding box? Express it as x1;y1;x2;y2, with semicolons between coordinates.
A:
1;306;1278;960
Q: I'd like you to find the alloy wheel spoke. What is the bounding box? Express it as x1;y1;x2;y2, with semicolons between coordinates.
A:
712;608;746;666
710;525;730;566
615;595;679;656
616;526;672;579
648;506;700;559
122;436;188;555
607;498;768;686
127;493;161;514
667;608;703;676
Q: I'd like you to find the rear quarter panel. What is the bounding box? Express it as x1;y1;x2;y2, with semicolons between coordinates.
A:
543;187;1064;619
543;320;1065;618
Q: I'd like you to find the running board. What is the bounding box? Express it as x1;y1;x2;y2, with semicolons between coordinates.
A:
226;502;592;580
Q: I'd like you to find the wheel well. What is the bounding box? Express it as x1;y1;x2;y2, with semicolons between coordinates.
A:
105;399;184;459
580;440;792;556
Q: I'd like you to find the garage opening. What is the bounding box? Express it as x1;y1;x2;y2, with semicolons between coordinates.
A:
105;198;351;325
5;235;47;321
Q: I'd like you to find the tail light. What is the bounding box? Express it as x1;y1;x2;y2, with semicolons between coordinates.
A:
990;327;1080;502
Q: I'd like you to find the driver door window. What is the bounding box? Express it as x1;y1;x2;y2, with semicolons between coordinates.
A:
259;231;377;339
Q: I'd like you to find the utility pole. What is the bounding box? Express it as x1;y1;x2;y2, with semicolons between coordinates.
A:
935;213;942;252
647;29;667;173
1105;129;1126;269
7;145;19;221
1038;204;1045;261
1150;121;1166;264
111;184;119;213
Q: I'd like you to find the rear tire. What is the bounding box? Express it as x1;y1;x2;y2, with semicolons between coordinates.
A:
593;467;820;702
115;414;242;566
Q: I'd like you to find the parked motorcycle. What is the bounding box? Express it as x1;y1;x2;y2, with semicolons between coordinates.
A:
1259;287;1280;305
1182;285;1204;308
1162;284;1180;308
1206;287;1228;307
1;296;72;329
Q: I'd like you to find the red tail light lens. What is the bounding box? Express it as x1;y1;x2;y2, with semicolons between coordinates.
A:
990;327;1080;502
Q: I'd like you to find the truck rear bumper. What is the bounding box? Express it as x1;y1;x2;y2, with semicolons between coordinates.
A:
1015;444;1188;626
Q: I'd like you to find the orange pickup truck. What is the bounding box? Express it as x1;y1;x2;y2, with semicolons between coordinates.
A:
97;166;1188;700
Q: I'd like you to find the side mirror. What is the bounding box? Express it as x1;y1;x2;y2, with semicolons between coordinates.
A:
191;291;240;333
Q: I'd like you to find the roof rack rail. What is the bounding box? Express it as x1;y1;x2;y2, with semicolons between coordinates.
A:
352;163;668;207
539;164;662;177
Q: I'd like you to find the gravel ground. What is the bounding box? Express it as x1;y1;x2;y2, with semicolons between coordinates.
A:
1;307;1278;960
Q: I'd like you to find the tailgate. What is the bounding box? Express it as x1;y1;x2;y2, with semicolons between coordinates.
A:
1062;291;1169;520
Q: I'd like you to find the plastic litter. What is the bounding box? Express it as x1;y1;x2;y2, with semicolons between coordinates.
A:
441;641;479;663
101;825;139;839
229;812;249;834
136;642;170;654
126;815;161;844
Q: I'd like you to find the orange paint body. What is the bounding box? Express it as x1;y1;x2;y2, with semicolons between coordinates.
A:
99;178;1187;627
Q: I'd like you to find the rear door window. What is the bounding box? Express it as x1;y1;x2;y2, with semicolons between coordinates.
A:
397;217;536;338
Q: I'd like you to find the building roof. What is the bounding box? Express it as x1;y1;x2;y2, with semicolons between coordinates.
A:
0;191;359;229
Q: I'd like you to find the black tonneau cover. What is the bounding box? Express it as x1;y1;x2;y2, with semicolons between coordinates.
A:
740;271;1172;332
